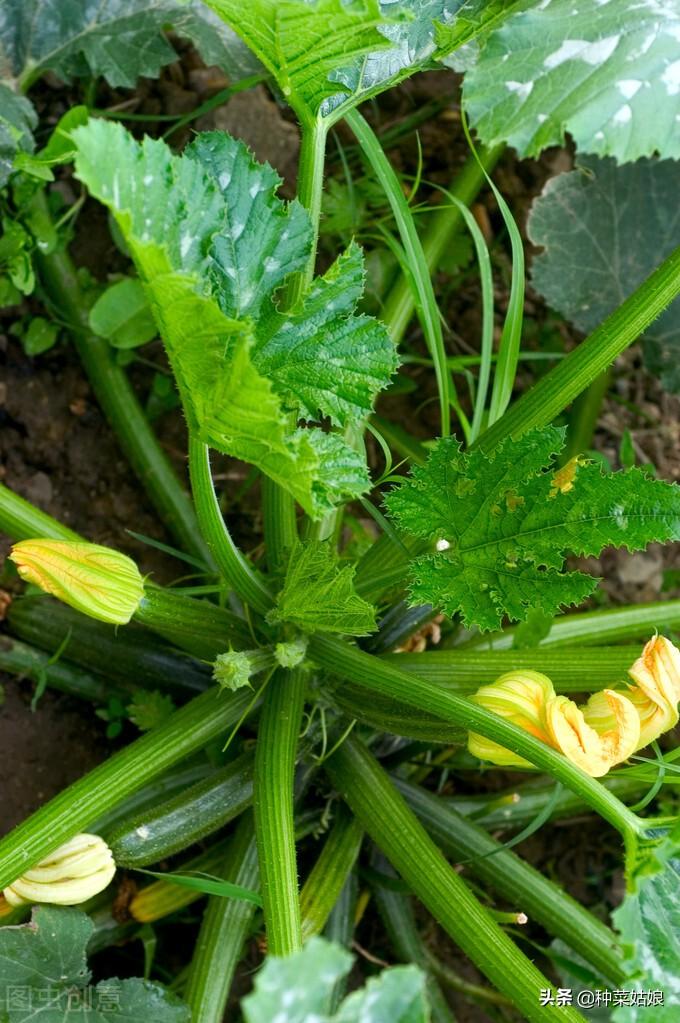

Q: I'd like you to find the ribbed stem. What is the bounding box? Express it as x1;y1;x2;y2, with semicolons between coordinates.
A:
254;667;307;954
326;735;585;1023
0;687;253;891
395;778;624;985
188;436;273;613
299;806;363;941
134;585;252;659
185;812;259;1023
311;635;642;841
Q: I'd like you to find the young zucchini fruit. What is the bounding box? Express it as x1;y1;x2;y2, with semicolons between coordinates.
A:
106;751;254;866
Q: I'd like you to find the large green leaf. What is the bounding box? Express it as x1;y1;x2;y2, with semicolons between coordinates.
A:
269;540;377;635
612;855;680;1021
528;155;680;392
72;120;395;516
0;0;258;181
204;0;489;123
242;935;429;1022
255;242;397;425
463;0;680;161
0;0;257;90
385;426;680;631
0;904;189;1021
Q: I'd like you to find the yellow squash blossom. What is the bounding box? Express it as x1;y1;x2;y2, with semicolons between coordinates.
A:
544;690;640;778
626;635;680;747
467;636;680;778
3;833;116;907
10;539;144;625
469;670;555;769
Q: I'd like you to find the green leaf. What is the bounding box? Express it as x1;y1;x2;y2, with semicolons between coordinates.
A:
89;278;158;349
463;0;680;161
385;427;680;631
202;0;391;121
0;0;257;91
205;0;508;124
187;132;311;320
22;316;59;356
271;540;377;635
0;84;36;187
127;689;176;730
612;855;680;1021
72;120;394;516
242;935;429;1023
255;242;398;426
138;868;262;906
528;155;680;393
0;1;259;179
0;904;190;1021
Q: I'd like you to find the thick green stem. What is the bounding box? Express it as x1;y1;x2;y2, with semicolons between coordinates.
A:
323;872;358;1013
188;435;273;613
33;195;211;565
379;145;503;344
254;667;307;955
395;778;624;985
326;735;585;1023
0;686;253;891
290;118;328;302
299;806;363;941
464;600;680;651
476;244;680;453
385;646;639;692
564;369;611;461
185;812;259;1023
0;482;80;542
0;635;128;705
262;476;298;574
370;852;459;1022
135;585;252;660
311;636;642;841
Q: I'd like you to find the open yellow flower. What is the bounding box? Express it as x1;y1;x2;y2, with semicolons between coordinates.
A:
9;539;144;625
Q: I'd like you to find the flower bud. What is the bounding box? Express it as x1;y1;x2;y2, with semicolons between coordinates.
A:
544;690;640;778
626;635;680;748
9;539;144;624
3;833;116;907
468;670;555;769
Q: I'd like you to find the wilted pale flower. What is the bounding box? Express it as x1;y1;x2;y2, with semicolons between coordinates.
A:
467;635;680;778
626;635;680;748
544;690;640;778
468;670;555;769
3;834;116;907
10;539;144;624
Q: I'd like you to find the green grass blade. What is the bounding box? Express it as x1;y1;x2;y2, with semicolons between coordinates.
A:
476;244;680;453
345;108;452;437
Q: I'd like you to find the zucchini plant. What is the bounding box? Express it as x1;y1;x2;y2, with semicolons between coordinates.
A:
2;1;680;1020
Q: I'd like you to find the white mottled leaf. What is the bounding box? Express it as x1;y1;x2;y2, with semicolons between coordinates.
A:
463;0;680;161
